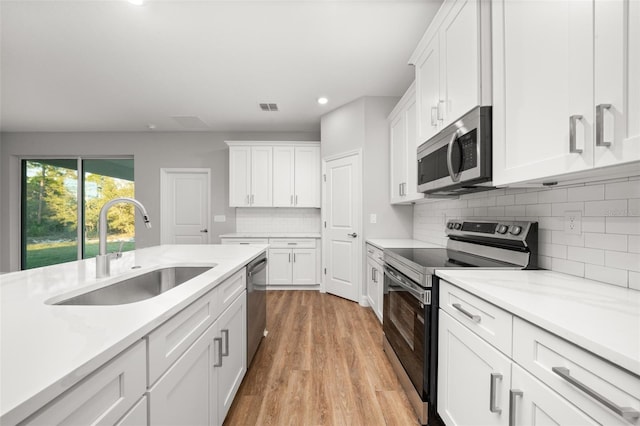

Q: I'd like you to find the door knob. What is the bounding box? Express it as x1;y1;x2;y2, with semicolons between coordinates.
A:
347;233;358;238
200;229;208;233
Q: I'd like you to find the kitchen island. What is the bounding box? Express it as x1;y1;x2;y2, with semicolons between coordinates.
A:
0;244;267;425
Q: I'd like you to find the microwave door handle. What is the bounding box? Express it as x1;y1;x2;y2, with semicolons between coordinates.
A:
446;131;461;183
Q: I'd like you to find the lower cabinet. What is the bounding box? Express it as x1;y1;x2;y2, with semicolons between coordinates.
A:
365;243;384;323
438;280;640;426
268;248;316;285
148;290;247;426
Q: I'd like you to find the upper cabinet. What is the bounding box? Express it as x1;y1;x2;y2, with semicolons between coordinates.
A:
492;0;640;186
389;82;424;204
227;141;320;208
410;0;492;145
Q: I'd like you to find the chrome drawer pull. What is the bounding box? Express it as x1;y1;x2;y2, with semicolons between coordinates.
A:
569;115;584;154
452;303;481;323
552;367;640;421
509;389;523;426
490;373;502;413
596;104;612;147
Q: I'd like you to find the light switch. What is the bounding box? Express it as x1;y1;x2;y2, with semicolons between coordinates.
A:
370;214;377;224
214;215;226;223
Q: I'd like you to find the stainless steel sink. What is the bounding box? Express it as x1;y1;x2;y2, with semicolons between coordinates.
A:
55;266;215;305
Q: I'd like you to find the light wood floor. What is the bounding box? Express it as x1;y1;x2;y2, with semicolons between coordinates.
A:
224;291;419;426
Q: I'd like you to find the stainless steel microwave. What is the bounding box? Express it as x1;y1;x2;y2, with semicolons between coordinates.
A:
417;106;493;196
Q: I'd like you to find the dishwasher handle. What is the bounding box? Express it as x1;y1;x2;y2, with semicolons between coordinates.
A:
248;257;268;277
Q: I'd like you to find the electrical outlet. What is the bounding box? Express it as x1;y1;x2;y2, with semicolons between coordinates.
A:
370;213;377;224
564;211;582;235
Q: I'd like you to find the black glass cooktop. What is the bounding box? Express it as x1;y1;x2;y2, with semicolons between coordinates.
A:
385;247;520;272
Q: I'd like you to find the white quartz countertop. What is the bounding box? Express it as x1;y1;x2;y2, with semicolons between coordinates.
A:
366;239;443;250
0;244;267;424
219;232;321;238
435;269;640;377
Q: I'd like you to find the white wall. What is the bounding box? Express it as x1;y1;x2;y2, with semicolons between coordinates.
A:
414;176;640;290
0;130;319;272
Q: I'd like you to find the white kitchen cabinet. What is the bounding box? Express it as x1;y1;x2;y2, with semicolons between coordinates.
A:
21;341;147;426
410;0;491;143
228;145;273;207
439;279;640;426
365;244;384;323
227;141;320;208
389;83;423;204
114;396;148;426
492;0;640;186
438;310;512;426
273;145;320;208
148;323;217;426
214;290;247;424
268;238;318;286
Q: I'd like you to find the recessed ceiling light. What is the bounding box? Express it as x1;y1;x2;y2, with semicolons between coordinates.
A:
128;0;144;6
317;97;329;105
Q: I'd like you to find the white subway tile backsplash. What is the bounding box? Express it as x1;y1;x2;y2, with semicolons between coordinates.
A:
413;177;639;290
630;271;640;291
568;185;604;202
236;208;320;233
584;233;627;251
606;217;640;235
515;192;538;205
605;251;640;272
567;246;604;265
538;188;567;203
606;181;640;199
584;199;627;217
585;264;628;288
552;258;585;277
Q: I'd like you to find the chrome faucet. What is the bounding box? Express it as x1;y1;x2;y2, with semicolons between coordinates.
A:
96;197;152;278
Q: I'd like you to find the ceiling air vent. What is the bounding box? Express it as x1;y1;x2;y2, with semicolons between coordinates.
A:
259;103;279;112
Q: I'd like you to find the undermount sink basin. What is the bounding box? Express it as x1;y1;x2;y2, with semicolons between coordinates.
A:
54;266;215;306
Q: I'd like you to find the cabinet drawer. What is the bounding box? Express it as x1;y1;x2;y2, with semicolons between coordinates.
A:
268;238;316;249
366;244;384;265
439;280;513;356
147;287;218;386
216;268;246;316
22;340;146;426
220;238;269;245
513;317;640;425
114;396;148;426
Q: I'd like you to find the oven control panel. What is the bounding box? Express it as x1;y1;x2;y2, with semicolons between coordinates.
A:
446;220;534;241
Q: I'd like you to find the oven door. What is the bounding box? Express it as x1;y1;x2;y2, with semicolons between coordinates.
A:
383;264;431;401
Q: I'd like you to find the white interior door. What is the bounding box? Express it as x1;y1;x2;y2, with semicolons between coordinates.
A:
161;169;210;244
323;152;361;303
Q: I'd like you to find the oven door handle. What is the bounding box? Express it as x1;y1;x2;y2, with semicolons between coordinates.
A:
383;265;431;305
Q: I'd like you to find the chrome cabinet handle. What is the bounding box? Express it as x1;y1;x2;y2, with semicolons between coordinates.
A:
438;100;445;120
596;104;612;147
367;249;374;254
452;303;481;322
509;389;523;426
213;337;223;367
431;106;438;126
290;195;294;205
552;367;640;421
446;131;462;183
347;233;358;238
295;195;298;205
221;329;229;357
293;253;296;262
372;268;377;283
399;183;402;196
569;115;584;154
490;373;503;413
245;195;250;205
289;253;291;262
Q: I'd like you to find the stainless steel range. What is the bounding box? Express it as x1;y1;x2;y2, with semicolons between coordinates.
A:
382;220;538;426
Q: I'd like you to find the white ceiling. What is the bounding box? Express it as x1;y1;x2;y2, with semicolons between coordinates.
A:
0;0;442;133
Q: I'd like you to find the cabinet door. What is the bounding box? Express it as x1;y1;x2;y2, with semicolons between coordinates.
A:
250;146;273;207
594;0;640;167
148;324;216;426
268;248;293;284
373;262;384;323
294;146;320;207
511;364;599;426
215;292;247;425
438;310;511;426
229;146;251;207
440;0;480;126
416;32;441;144
114;396;148;426
292;248;317;285
366;257;377;310
403;95;423;203
273;146;295;207
492;0;593;185
389;111;408;204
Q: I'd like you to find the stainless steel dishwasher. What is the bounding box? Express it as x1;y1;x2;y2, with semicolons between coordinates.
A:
246;252;267;366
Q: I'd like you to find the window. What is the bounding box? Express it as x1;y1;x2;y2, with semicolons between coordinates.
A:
21;158;135;269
